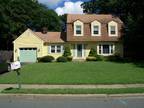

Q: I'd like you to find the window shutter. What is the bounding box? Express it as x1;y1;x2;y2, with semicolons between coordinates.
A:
48;45;51;54
73;45;76;57
61;45;64;53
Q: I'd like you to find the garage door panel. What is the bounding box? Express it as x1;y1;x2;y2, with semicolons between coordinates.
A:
19;48;37;62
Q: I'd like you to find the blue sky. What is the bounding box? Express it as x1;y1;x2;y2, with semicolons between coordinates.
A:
38;0;90;15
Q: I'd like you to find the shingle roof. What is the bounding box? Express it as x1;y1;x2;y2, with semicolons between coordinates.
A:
34;32;66;43
67;14;123;24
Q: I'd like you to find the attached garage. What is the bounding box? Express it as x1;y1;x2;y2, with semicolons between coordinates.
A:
19;48;37;62
13;29;65;62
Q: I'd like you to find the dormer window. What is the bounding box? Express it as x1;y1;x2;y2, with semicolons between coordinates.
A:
74;20;83;36
91;20;101;36
76;25;82;34
108;21;118;36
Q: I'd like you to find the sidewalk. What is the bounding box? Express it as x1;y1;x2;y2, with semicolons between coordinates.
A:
1;84;144;89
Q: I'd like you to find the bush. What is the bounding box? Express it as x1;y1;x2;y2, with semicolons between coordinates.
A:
57;56;67;62
0;63;10;74
67;56;73;61
95;55;103;61
106;55;124;62
63;46;71;57
88;48;97;57
86;56;97;61
38;56;54;62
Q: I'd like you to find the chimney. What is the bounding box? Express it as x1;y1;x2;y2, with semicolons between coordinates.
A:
41;27;48;34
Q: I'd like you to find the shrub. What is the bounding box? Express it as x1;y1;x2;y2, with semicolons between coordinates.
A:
67;56;73;61
57;56;67;62
88;48;97;57
95;55;103;61
106;55;124;62
38;56;54;62
63;46;71;57
86;56;97;61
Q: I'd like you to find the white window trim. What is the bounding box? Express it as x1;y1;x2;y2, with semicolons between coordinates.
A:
91;20;101;36
108;21;118;37
74;20;84;36
49;45;63;54
97;44;115;56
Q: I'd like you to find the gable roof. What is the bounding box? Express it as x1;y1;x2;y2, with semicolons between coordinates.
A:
34;32;66;43
67;14;123;24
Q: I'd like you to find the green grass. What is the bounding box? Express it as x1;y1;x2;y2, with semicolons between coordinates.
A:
2;88;144;94
0;61;144;84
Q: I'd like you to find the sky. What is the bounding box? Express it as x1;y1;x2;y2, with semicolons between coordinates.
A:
38;0;90;15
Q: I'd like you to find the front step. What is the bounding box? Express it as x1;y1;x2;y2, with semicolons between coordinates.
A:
73;58;86;62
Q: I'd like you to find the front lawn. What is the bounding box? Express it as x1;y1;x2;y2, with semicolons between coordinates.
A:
0;61;144;84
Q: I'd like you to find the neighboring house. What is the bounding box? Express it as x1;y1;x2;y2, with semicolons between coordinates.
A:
13;14;123;62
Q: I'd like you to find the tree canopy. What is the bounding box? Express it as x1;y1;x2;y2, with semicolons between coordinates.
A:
82;0;144;59
0;0;61;50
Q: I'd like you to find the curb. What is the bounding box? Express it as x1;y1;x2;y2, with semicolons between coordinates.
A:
1;93;144;98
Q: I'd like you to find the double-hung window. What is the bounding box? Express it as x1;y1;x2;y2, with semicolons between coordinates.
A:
110;26;116;35
49;45;63;53
76;25;82;35
93;25;99;35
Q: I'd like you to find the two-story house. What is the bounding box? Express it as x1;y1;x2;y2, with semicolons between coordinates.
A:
13;14;123;62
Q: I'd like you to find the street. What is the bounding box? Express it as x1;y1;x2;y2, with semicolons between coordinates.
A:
0;95;144;108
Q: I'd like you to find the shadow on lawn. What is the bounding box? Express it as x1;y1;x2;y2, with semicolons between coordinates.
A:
133;62;144;68
108;57;144;68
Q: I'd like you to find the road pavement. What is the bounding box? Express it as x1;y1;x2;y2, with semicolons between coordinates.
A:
0;95;144;108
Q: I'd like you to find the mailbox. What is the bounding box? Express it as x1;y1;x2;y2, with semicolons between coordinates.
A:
10;61;21;70
10;61;21;89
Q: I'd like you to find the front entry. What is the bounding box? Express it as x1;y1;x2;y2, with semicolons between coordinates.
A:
77;44;83;57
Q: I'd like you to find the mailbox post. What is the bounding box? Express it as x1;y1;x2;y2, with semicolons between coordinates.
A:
16;69;21;89
10;61;21;89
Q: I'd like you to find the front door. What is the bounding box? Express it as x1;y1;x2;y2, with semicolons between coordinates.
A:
77;44;83;57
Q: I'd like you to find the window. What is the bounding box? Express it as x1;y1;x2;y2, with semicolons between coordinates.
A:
108;21;118;36
98;44;114;55
103;45;110;54
110;26;116;34
50;45;63;53
76;25;81;34
51;46;55;53
74;20;83;36
91;20;101;36
57;45;61;53
93;26;99;34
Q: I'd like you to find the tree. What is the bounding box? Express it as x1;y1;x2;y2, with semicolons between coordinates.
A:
0;0;61;50
59;14;67;31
